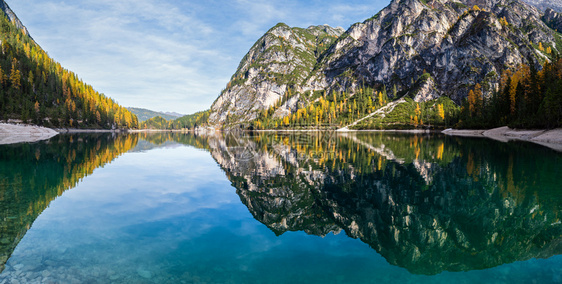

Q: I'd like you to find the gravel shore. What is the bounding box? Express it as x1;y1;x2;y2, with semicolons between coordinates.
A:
0;123;59;145
443;126;562;151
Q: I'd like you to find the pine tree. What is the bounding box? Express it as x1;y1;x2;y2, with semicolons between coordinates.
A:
468;90;477;117
0;67;5;86
473;83;483;116
9;58;21;90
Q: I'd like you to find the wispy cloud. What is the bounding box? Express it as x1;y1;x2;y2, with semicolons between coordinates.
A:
8;0;389;114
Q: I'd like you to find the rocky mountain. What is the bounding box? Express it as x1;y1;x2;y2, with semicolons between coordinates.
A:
523;0;562;12
209;0;561;128
209;24;344;125
544;8;562;32
194;131;562;275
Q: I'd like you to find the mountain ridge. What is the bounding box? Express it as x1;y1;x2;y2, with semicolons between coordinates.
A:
208;0;561;129
127;107;182;122
208;24;345;125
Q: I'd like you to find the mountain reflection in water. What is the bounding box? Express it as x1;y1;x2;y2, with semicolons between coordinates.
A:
199;131;561;275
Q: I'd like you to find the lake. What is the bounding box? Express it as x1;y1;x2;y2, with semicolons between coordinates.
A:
0;131;560;283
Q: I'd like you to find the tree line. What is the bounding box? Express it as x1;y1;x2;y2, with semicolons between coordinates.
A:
251;85;391;130
459;57;562;129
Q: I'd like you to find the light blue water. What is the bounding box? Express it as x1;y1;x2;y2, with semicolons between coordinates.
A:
0;133;560;283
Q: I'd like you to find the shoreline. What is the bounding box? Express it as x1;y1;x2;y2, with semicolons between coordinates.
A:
0;123;59;145
443;126;562;152
254;128;438;134
56;128;126;133
3;122;562;151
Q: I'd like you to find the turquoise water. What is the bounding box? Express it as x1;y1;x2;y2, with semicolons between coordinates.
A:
0;132;560;283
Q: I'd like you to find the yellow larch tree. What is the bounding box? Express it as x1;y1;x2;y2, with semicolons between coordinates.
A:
438;104;445;120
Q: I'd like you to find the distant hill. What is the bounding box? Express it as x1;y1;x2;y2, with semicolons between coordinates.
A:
127;107;182;122
522;0;562;12
139;110;210;130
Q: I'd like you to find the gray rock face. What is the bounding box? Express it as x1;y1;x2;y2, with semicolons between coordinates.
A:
543;8;562;32
306;0;555;104
210;0;561;127
0;1;30;37
208;24;344;126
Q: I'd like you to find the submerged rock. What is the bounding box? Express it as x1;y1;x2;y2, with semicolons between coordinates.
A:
137;268;152;279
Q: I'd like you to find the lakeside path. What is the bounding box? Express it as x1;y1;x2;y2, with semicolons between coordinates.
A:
0;123;59;145
443;126;562;152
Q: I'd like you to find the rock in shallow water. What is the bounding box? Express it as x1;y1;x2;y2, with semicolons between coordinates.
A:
137;268;152;279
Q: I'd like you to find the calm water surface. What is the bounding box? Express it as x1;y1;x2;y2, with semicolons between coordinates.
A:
0;132;560;283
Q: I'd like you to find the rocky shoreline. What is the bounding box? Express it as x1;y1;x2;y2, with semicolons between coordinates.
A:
442;126;562;151
0;123;59;145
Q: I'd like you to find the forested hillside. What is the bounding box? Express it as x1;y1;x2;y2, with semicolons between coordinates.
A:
140;110;210;130
0;10;137;129
251;77;460;130
459;59;562;129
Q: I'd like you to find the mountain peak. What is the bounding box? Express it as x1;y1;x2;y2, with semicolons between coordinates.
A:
208;0;561;128
208;23;344;126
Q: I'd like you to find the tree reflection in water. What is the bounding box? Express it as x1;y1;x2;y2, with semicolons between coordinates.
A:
198;131;562;275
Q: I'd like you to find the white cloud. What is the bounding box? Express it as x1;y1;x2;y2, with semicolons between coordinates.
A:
8;0;389;114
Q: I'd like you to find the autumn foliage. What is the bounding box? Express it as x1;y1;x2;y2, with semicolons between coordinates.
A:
0;15;138;129
459;59;562;129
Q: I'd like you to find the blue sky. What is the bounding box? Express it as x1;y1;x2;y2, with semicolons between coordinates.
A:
9;0;390;114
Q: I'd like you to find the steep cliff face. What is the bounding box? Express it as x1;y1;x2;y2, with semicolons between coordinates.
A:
208;24;344;126
209;0;562;127
305;0;556;103
544;8;562;32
